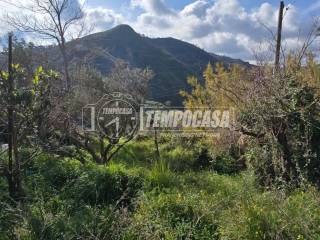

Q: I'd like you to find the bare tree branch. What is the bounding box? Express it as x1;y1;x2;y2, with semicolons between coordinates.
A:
2;0;88;90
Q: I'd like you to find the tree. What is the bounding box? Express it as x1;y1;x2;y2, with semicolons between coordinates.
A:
181;63;250;110
0;65;55;200
104;61;153;103
0;37;51;84
182;55;320;187
3;0;87;90
240;54;320;186
44;62;154;165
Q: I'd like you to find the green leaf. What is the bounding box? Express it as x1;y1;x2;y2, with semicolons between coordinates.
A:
33;75;39;85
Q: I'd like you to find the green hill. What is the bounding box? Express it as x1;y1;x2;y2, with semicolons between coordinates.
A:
64;24;250;105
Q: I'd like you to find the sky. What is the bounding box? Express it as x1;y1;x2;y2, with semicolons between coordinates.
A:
1;0;319;62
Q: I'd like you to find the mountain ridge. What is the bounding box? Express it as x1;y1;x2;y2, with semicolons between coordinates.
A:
63;24;251;105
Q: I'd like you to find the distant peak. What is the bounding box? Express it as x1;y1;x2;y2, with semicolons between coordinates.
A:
111;24;136;34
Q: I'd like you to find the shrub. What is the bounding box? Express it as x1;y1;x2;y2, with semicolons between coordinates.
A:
210;153;238;174
219;187;320;240
33;155;82;191
62;163;144;206
113;139;155;167
160;146;196;172
147;160;178;189
0;198;24;240
22;197;131;240
126;190;220;240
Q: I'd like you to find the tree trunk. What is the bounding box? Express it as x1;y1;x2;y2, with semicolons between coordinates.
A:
59;41;70;91
154;129;160;159
275;125;297;182
7;33;22;200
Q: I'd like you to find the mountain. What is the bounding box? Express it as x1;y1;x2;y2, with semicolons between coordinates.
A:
63;25;251;105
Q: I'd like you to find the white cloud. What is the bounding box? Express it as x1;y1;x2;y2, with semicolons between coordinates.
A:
206;0;246;17
196;32;243;54
0;0;86;43
129;0;307;61
85;7;124;33
0;0;313;62
131;0;175;16
251;2;277;26
181;0;210;18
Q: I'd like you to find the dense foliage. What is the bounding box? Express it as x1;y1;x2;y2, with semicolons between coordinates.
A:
182;54;320;188
0;33;320;240
0;139;320;239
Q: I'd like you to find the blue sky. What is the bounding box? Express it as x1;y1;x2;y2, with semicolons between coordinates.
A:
1;0;319;61
85;0;320;17
79;0;319;62
86;0;317;11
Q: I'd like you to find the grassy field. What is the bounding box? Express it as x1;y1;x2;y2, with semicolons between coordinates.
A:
1;138;319;240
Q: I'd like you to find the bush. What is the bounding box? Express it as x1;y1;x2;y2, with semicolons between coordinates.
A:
25;155;145;207
126;190;220;240
32;155;82;191
22;198;131;240
61;163;144;206
0;197;24;240
160;146;196;172
113;139;155;167
147;160;178;189
219;187;320;240
210;153;238;174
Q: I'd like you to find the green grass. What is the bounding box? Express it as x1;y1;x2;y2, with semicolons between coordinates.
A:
1;138;320;240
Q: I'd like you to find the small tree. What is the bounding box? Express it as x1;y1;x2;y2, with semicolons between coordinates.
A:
44;62;154;165
182;56;320;187
0;65;55;200
3;0;87;90
240;55;320;186
181;63;251;157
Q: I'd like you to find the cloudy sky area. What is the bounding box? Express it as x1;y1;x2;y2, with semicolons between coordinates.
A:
1;0;319;62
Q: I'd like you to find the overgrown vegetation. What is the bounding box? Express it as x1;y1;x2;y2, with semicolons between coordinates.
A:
1;138;320;239
1;49;320;239
0;5;320;239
